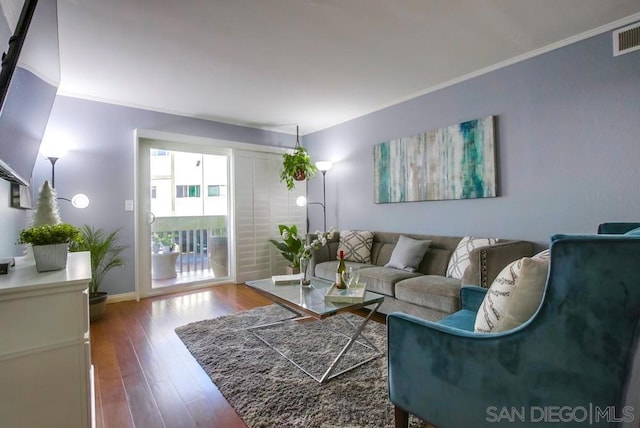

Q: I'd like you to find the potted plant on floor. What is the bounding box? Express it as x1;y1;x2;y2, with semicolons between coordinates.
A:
269;224;336;276
18;223;82;272
71;225;127;321
269;224;304;274
280;126;317;190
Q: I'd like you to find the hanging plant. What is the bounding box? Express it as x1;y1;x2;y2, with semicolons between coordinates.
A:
280;125;317;190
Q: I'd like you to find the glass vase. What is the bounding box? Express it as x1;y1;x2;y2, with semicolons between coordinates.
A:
299;256;311;287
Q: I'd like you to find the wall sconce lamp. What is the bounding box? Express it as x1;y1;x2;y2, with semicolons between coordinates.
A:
58;194;90;209
39;142;90;209
296;160;333;232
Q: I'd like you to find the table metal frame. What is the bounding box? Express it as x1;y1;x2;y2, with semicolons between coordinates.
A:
245;279;384;383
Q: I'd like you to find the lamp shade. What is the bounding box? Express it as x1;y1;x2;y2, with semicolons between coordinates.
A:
315;161;333;172
71;193;90;208
39;141;68;159
296;195;307;207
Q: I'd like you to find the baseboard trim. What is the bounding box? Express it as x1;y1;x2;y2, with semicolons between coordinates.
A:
106;292;137;304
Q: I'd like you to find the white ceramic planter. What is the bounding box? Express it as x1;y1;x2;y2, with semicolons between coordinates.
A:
32;243;69;272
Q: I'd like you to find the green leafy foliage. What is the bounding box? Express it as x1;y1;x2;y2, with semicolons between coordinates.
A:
269;224;303;268
153;232;177;250
18;223;82;246
280;146;317;190
70;225;127;296
269;224;336;268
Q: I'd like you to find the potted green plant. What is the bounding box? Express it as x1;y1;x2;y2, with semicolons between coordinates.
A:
153;232;177;253
18;223;82;272
269;224;304;273
70;225;127;321
280;127;317;190
269;224;336;276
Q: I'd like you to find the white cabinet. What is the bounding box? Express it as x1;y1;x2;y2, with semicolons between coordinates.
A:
0;251;92;427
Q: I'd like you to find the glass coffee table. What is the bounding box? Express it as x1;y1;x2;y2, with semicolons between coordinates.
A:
245;276;385;383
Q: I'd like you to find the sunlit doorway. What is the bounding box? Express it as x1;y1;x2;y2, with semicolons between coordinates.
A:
140;141;231;296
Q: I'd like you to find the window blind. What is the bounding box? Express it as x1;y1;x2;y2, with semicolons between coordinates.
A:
233;150;306;283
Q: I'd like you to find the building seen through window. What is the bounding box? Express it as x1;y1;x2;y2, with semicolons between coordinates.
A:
150;149;228;217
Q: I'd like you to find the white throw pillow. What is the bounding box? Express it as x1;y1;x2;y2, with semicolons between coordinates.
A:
474;254;550;333
384;235;431;272
534;249;550;259
338;230;374;263
446;236;498;279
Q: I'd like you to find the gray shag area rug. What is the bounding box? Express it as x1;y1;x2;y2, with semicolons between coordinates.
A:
175;304;430;428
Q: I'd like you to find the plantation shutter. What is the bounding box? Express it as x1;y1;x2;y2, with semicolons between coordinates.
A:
233;150;306;283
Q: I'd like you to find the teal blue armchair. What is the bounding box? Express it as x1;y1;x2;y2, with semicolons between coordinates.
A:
388;233;640;427
598;222;640;235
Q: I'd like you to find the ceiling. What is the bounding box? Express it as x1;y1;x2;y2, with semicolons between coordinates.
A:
56;0;640;135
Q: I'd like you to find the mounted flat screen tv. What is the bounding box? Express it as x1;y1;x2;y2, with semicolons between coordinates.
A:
0;0;59;186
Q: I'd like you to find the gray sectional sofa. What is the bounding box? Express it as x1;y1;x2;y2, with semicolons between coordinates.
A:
308;231;534;321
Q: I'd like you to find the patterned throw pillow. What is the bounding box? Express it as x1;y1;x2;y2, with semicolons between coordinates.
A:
446;236;498;279
474;252;550;333
338;230;374;263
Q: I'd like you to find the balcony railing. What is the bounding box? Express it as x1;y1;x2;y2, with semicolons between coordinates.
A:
151;215;228;278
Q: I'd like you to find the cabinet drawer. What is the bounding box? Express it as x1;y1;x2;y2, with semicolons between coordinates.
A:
0;341;91;427
0;289;88;356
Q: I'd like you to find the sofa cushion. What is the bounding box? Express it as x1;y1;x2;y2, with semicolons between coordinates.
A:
385;235;432;272
314;261;374;282
394;275;462;314
338;230;374;263
474;253;549;333
446;236;498;279
371;241;397;266
418;247;455;276
356;266;421;297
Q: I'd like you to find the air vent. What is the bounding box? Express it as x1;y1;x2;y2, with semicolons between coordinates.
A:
613;22;640;56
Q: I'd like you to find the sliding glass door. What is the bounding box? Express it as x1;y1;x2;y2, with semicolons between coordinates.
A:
139;140;230;296
136;132;307;298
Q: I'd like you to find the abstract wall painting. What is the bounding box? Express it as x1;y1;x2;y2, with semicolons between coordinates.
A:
374;116;497;203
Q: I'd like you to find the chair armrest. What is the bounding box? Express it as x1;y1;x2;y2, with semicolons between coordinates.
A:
388;311;513;426
462;240;533;287
597;222;640;234
460;285;487;312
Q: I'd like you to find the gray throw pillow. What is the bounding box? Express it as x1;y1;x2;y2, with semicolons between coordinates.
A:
385;235;431;272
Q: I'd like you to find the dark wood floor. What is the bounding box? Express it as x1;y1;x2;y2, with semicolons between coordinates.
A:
91;283;385;428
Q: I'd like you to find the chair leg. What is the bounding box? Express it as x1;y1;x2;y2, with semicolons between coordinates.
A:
394;405;409;428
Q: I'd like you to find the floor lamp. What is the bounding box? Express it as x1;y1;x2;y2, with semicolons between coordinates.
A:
297;161;332;232
39;143;67;189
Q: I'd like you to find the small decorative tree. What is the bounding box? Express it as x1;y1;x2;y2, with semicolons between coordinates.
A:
32;180;61;226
